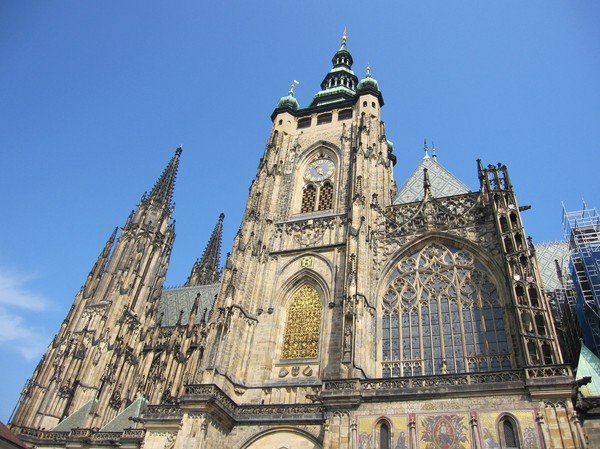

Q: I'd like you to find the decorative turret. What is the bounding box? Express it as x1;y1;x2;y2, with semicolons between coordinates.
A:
357;65;379;92
276;83;300;111
146;147;182;207
185;213;224;286
357;64;384;107
309;31;359;107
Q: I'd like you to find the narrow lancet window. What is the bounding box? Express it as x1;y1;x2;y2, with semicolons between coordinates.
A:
301;185;317;213
318;181;333;210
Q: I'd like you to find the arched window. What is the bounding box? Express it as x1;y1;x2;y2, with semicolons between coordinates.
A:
299;157;336;214
318;181;333;211
301;185;317;213
498;415;520;448
379;421;390;449
282;285;322;359
381;242;511;377
500;215;509;232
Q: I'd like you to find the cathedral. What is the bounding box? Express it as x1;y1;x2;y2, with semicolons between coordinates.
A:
8;35;587;449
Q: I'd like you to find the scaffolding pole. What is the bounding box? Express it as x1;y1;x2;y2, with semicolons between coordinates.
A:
563;206;600;355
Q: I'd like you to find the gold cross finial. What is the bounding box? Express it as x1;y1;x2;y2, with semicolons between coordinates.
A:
290;80;300;94
342;27;347;43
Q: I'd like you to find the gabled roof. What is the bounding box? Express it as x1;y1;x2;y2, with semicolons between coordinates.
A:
394;156;470;205
99;396;146;432
51;399;96;431
577;343;600;397
0;421;28;449
157;284;219;327
534;241;571;292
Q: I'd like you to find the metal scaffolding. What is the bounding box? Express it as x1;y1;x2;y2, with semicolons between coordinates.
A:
563;205;600;356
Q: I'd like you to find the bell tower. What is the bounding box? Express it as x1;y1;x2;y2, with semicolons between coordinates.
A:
197;33;397;393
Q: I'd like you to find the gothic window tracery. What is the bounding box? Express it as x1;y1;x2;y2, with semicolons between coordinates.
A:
282;285;322;359
381;242;511;377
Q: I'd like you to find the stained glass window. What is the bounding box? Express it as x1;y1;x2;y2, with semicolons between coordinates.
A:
381;242;511;377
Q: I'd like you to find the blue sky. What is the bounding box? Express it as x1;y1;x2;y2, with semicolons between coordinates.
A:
0;1;599;422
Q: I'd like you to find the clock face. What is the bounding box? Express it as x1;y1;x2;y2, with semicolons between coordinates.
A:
304;159;335;182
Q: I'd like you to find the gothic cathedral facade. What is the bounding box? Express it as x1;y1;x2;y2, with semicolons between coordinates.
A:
9;37;585;449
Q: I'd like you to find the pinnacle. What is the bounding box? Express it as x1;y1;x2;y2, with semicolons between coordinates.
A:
148;148;182;207
185;214;225;287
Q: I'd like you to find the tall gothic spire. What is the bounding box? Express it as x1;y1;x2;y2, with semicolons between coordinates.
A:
147;147;182;206
185;213;225;287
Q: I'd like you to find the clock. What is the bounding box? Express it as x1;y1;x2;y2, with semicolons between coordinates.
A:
304;159;335;182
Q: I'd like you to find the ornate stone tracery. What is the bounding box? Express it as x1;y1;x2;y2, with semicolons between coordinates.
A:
381;242;511;377
282;285;322;359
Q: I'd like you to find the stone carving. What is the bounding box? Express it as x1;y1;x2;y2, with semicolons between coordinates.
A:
323;371;523;393
144;405;183;419
343;325;352;358
57;379;73;398
164;432;176;449
236;404;324;417
384;193;485;235
300;256;313;268
82;303;110;320
109;386;122;409
184;385;237;412
372;193;498;276
526;365;571;378
92;432;122;442
275;215;339;248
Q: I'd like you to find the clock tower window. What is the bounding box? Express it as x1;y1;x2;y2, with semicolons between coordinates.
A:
301;185;317;213
318;181;333;211
300;158;336;214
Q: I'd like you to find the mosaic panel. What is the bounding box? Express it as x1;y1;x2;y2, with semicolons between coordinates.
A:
357;415;408;449
419;414;470;449
479;411;539;449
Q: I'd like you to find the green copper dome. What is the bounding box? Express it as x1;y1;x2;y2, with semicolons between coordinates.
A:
277;85;299;110
357;66;380;92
